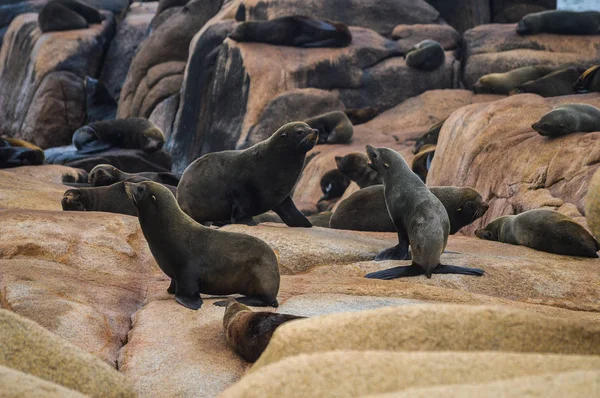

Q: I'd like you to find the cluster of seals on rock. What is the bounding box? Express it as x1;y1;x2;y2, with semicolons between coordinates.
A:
574;65;600;93
89;164;180;187
126;181;281;310
329;185;488;235
472;65;556;95
532;104;600;137
38;0;104;33
319;169;350;202
411;144;435;182
304;111;354;145
72;118;165;154
223;298;305;362
335;152;382;188
177;122;318;227
413;119;445;154
84;77;117;123
343;107;380;125
405;40;445;71
516;10;600;35
475;209;599;258
511;66;587;97
228;16;352;48
362;145;485;279
0;137;45;169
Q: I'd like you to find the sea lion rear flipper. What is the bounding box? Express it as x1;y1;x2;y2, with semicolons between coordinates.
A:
176;295;203;310
365;265;424;280
433;264;485;276
374;242;411;261
272;196;312;228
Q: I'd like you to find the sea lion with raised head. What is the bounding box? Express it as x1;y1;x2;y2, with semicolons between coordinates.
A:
89;164;180;187
516;10;600;35
475;209;599;257
511;66;586;97
228;16;352;48
363;145;485;279
319;169;350;202
574;65;600;93
532;104;600;137
405;40;445;71
177;122;317;227
472;65;556;95
223;298;305;362
126;181;281;310
335;152;382;188
304;111;353;144
72;118;165;154
413;119;445;154
38;0;104;33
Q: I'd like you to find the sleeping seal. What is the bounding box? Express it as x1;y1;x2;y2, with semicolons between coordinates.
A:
532;104;600;137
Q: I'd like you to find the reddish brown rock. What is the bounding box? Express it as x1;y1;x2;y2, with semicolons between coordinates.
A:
392;24;461;51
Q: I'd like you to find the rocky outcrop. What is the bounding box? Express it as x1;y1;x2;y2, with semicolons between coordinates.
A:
426;0;490;33
0;364;87;398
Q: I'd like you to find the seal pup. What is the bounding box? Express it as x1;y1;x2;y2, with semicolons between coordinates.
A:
413;119;445;154
335;152;382;188
475;209;599;258
228;16;352;48
405;40;445;71
89;164;180;187
411;144;435;182
319;169;350;202
344;107;380;125
177;122;317;227
363;146;485;279
516;10;600;35
472;65;556;95
38;0;104;33
511;67;586;97
574;65;600;93
223;298;305;362
304;111;353;144
72;118;165;154
126;181;281;309
532;104;600;137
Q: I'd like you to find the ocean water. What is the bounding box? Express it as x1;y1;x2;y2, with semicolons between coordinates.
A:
557;0;600;11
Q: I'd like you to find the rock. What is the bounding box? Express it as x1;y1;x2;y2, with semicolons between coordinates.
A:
463;24;600;89
0;12;115;148
391;24;461;51
427;93;600;234
426;0;490;33
223;351;600;397
252;305;600;370
0;167;67;210
1;164;85;186
99;1;158;101
0;364;87;398
149;93;180;140
492;4;548;23
0;0;45;48
0;309;137;397
239;0;442;37
585;167;600;241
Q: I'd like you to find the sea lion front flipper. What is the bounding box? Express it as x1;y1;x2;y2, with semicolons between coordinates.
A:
433;264;485;276
272;196;312;228
174;275;202;310
374;242;411;261
365;265;424;280
167;279;176;294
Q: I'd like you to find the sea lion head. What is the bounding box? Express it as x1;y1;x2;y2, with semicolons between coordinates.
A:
72;125;97;151
270;122;319;153
61;189;87;211
223;298;251;330
141;126;165;152
335;152;369;175
89;164;119;186
515;15;534;34
124;181;174;216
472;75;500;94
450;188;489;233
474;217;507;241
365;145;399;176
531;108;576;136
1;147;45;167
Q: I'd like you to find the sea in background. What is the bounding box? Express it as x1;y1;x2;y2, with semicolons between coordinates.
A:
557;0;600;11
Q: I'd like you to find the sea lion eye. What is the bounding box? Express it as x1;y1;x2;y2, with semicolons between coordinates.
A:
296;130;304;135
457;207;462;212
281;133;287;138
151;195;156;202
383;162;389;169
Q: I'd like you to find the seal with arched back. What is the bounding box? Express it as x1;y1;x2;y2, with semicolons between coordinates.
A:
126;181;281;310
38;0;104;33
177;122;317;227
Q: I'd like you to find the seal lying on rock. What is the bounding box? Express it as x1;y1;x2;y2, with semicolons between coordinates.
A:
126;181;281;310
0;138;45;168
38;0;104;33
223;298;305;362
472;65;556;95
532;104;600;137
228;16;352;48
72;118;165;154
319;169;350;202
335;152;382;188
343;107;380;125
574;65;600;93
511;67;586;97
89;164;180;187
475;209;599;258
363;146;484;279
304;111;353;144
177;122;317;227
413;119;445;154
516;10;600;35
405;40;445;71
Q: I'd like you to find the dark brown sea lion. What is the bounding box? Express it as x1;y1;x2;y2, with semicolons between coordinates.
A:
0;138;45;168
574;65;600;93
335;152;382;188
516;10;600;35
38;0;104;33
176;122;317;227
343;107;380;125
304;111;353;144
228;16;352;48
61;168;89;184
223;298;305;363
72;118;165;154
413;119;445;154
89;164;180;187
125;181;281;310
405;40;445;71
472;65;556;95
363;145;485;279
511;67;586;97
319;169;350;201
475;209;599;258
532;104;600;137
411;144;435;182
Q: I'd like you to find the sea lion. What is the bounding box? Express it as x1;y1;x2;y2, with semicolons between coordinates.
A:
176;122;317;227
38;0;104;33
223;298;305;362
228;16;352;48
362;145;485;279
84;77;117;123
61;168;89;184
335;152;382;188
72;118;165;154
411;144;435;182
511;67;586;97
532;104;600;137
475;209;599;258
1;137;42;150
89;164;180;187
319;169;350;202
330;185;488;234
126;181;281;310
343;107;380;125
0;138;45;168
413;119;445;154
405;40;445;71
472;65;556;95
574;65;600;93
304;111;353;144
516;10;600;35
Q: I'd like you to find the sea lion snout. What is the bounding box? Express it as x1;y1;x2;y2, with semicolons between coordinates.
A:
61;191;85;211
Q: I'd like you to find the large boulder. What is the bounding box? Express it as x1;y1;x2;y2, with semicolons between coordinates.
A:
426;0;490;33
0;364;87;398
